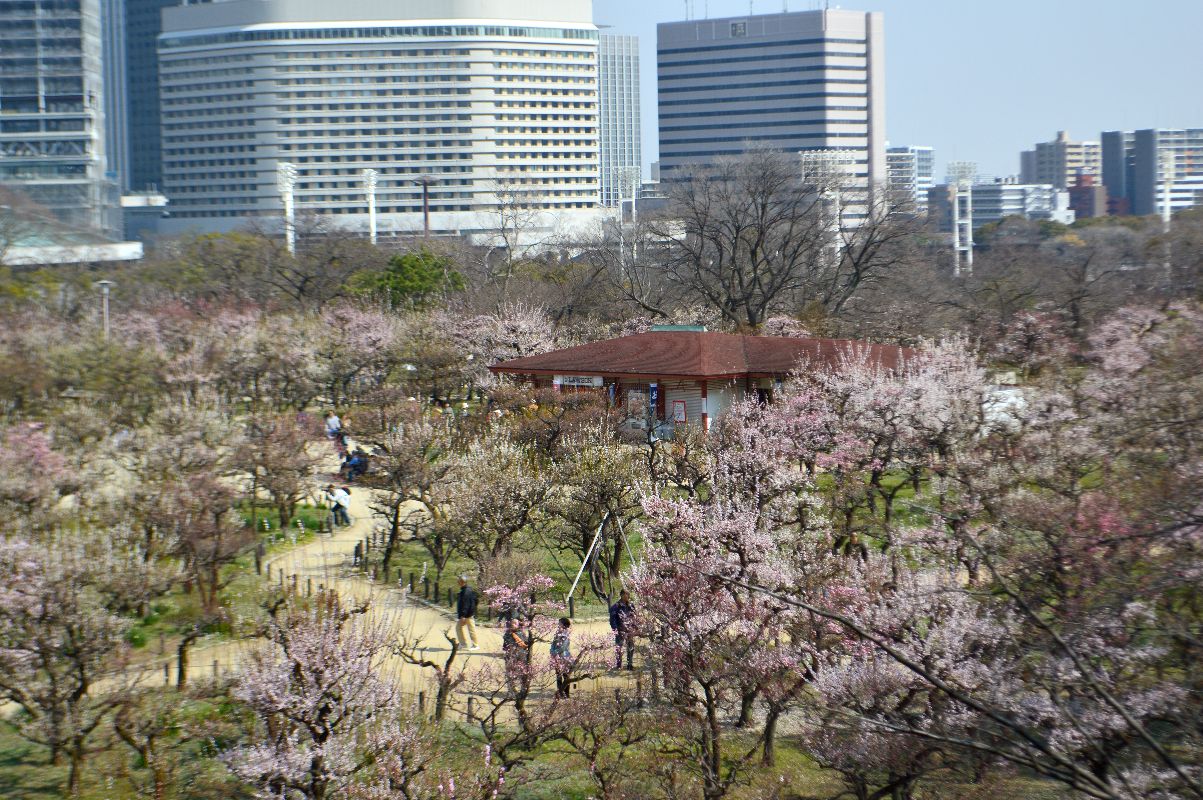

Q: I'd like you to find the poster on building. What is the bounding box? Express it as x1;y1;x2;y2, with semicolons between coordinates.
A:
672;400;687;423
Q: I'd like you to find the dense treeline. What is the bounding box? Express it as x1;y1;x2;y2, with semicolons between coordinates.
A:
0;150;1201;799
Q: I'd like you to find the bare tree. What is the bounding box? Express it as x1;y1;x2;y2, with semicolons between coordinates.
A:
490;177;546;305
649;146;832;328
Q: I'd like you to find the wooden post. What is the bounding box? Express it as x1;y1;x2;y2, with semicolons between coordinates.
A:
410;572;415;593
418;691;426;716
163;662;170;685
447;587;453;607
291;574;298;594
307;577;312;597
423;577;430;599
278;568;284;586
213;659;219;678
568;596;575;619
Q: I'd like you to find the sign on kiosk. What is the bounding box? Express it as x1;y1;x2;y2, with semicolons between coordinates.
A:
672;399;687;424
554;375;603;388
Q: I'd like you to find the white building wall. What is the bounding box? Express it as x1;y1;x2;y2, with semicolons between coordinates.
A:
157;0;601;236
706;379;742;422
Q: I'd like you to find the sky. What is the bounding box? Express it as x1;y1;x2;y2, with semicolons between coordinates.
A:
592;0;1203;181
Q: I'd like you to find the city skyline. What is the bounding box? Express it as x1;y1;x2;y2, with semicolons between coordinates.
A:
595;0;1203;180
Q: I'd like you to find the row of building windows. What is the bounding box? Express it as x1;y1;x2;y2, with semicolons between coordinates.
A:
660;49;866;69
161;26;599;49
282;114;472;124
274;49;459;59
161;68;255;82
657;36;865;56
660;104;865;120
663;65;866;82
277;62;471;72
658;89;865;108
281;129;471;138
160;54;252;68
277;88;472;98
659;77;867;94
662;131;866;145
277;143;473;154
660;117;865;133
275;75;472;86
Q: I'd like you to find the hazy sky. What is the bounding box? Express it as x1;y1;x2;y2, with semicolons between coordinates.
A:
592;0;1203;181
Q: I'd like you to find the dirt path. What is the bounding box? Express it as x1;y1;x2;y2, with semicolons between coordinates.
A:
172;444;622;701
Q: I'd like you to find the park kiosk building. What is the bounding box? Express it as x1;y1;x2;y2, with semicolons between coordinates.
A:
489;327;908;431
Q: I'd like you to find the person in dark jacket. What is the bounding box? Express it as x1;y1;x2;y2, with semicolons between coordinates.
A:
609;589;635;669
455;575;479;651
550;617;573;698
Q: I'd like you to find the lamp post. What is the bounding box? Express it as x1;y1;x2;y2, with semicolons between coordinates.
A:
412;176;436;238
95;279;113;340
277;162;298;255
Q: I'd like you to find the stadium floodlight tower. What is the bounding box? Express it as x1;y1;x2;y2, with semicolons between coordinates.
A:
362;168;379;245
1159;150;1177;278
948;161;977;276
276;162;299;255
800;149;855;266
613;165;642;262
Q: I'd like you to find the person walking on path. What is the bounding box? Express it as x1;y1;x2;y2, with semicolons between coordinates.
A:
325;410;342;440
327;484;351;527
455;575;480;651
609;590;635;670
502;617;529;693
550;617;573;698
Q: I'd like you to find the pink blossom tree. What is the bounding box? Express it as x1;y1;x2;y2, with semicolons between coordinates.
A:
225;592;434;800
0;534;144;795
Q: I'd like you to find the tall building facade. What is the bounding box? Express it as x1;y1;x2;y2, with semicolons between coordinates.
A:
656;9;886;196
0;0;117;233
886;144;933;212
157;0;602;237
1101;130;1134;215
598;33;640;207
1103;128;1203;217
1019;130;1101;189
124;0;186;191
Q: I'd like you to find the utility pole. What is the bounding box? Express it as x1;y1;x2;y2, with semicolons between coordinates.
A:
362;168;378;245
1160;148;1176;282
276;162;298;255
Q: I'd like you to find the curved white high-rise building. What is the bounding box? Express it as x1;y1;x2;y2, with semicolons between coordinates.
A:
156;0;601;238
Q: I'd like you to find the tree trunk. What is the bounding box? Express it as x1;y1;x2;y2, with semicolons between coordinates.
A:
736;685;756;728
702;683;726;800
762;707;780;766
